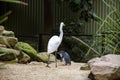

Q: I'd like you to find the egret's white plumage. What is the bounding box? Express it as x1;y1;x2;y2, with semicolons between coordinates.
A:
47;22;65;67
47;22;64;54
47;36;61;54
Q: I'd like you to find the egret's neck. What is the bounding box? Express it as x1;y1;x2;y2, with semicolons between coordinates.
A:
59;24;63;40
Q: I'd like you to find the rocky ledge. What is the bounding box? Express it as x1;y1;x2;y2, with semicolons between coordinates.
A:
88;54;120;80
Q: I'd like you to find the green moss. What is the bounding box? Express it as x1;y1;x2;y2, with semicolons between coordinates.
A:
15;42;38;60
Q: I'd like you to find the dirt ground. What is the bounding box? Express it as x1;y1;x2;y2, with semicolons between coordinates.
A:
0;61;90;80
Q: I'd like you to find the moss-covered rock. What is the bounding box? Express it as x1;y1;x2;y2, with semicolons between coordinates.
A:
0;36;18;48
2;30;15;37
0;47;30;63
0;47;20;56
0;44;6;48
0;25;4;35
0;48;16;61
15;42;38;61
7;37;18;47
37;52;55;63
17;51;30;63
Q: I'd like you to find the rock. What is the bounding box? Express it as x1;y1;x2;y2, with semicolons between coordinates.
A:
88;54;120;80
0;25;4;35
17;51;30;63
0;48;19;61
2;30;15;37
7;37;18;47
0;48;30;63
37;52;55;62
88;57;101;68
101;54;120;65
0;36;18;47
0;53;15;61
29;61;42;65
0;44;6;47
80;63;90;70
15;42;38;61
0;47;20;56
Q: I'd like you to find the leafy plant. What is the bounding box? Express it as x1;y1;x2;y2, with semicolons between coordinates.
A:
0;0;28;24
86;0;120;57
62;0;120;62
56;0;100;62
57;0;99;27
97;0;120;54
0;11;12;24
0;0;28;5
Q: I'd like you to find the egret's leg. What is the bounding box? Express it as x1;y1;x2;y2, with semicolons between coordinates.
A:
65;62;67;65
46;54;50;67
55;51;57;67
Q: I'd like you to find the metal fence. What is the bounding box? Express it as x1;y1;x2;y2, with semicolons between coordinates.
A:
1;0;119;51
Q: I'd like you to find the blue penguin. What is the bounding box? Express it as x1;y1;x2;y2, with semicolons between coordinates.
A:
59;51;71;65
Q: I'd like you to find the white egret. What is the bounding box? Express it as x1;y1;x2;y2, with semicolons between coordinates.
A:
46;22;65;67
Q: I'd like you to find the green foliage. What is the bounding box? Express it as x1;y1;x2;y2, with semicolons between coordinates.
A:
95;0;120;54
0;0;28;5
0;0;27;24
72;36;100;56
57;0;99;27
62;36;95;62
61;0;120;62
0;11;12;24
86;0;120;56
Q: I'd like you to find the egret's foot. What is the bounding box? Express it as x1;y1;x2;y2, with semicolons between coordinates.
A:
46;65;51;68
56;65;57;68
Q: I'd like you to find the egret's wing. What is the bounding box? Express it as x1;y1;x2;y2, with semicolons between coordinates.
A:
47;36;61;54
